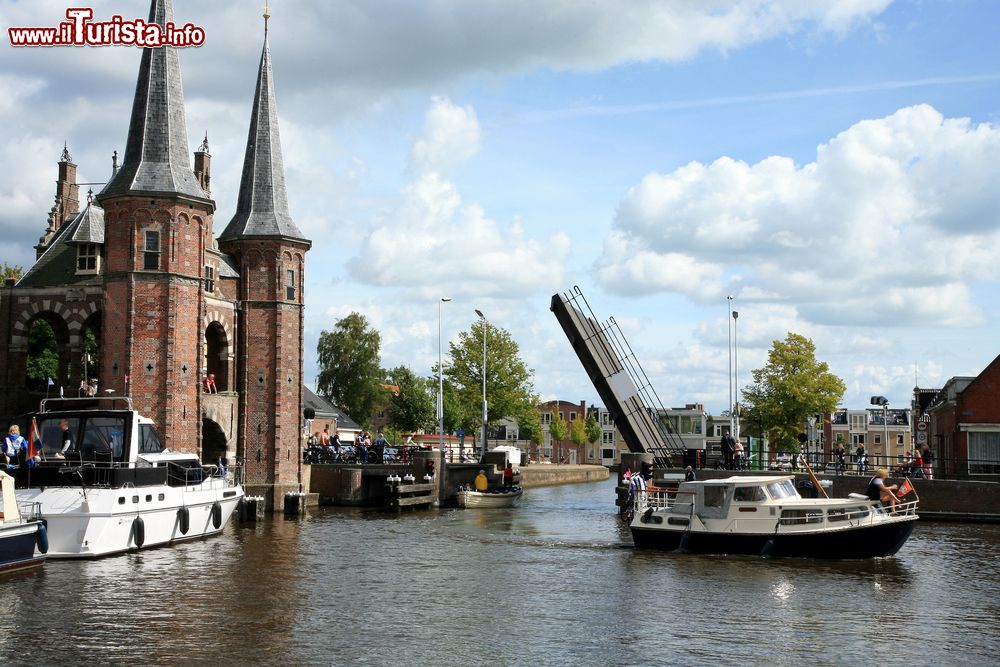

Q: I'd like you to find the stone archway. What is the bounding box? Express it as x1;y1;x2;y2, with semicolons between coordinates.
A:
204;321;229;391
202;417;229;465
25;312;71;393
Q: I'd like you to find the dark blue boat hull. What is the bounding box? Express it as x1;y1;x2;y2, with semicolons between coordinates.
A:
0;523;46;573
631;520;915;559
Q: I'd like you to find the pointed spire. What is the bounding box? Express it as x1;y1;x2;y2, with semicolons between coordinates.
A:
199;132;210;154
61;141;72;163
220;11;307;242
101;0;208;202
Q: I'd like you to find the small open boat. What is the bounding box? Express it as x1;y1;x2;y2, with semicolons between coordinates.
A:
631;475;917;559
456;486;523;508
0;469;47;573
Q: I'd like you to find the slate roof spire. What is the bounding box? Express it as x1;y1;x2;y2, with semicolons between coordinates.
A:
101;0;209;202
219;10;307;242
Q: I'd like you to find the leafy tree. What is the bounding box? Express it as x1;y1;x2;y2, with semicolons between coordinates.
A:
570;416;588;448
586;414;601;446
741;332;846;453
316;312;383;429
444;319;537;448
549;411;567;463
2;263;23;281
511;401;541;446
26;318;59;391
385;365;435;433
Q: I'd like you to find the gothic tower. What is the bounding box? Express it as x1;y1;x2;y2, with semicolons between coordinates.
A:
95;0;215;452
219;14;311;507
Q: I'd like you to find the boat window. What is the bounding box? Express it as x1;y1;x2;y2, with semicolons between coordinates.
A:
703;486;727;508
846;506;870;519
80;416;127;462
827;508;849;522
734;486;766;502
766;481;798;500
139;424;165;454
780;509;823;525
37;416;82;457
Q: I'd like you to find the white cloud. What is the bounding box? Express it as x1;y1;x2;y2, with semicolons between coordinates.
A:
410;96;480;174
598;105;1000;327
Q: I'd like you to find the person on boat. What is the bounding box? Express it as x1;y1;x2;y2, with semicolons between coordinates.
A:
502;462;514;488
59;419;74;455
3;425;26;468
866;468;900;512
474;469;489;492
684;465;696;482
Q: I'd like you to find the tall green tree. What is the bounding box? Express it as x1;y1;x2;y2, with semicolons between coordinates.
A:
549;412;568;463
511;401;541;446
385;365;435;433
586;414;602;447
26;318;59;391
741;332;846;452
316;312;383;428
444;319;537;436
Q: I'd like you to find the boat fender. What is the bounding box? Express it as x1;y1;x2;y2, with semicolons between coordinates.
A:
760;538;774;558
177;507;190;535
36;521;49;554
132;516;145;548
211;501;222;530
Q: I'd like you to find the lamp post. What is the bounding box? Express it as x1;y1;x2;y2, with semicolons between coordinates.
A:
438;297;451;452
727;295;734;436
732;308;740;440
807;415;816;467
475;309;487;460
870;395;889;468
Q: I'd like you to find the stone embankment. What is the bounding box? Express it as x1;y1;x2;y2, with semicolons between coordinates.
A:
518;464;609;488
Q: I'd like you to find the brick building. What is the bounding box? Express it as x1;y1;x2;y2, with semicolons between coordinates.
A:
537;399;587;463
926;353;1000;479
0;1;310;508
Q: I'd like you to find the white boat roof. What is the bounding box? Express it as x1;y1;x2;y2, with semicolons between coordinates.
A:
692;475;795;485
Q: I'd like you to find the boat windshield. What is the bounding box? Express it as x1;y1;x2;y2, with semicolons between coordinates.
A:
36;414;128;463
139;424;165;454
766;480;799;500
734;486;767;502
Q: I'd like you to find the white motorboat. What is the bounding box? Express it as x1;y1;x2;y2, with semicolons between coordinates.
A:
631;475;917;559
456;487;523;508
0;469;47;573
11;397;243;559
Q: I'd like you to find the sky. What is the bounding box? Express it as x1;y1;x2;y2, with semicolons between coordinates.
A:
2;0;999;417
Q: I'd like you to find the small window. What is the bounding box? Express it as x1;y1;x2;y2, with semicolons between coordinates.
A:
569;412;577;421
897;433;904;445
780;509;823;525
143;230;160;270
286;268;296;300
601;448;614;459
703;486;727;508
77;243;100;273
204;265;215;293
734;486;766;502
874;434;881;445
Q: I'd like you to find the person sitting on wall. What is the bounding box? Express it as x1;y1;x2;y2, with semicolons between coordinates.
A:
474;469;489;492
866;468;900;512
203;374;217;393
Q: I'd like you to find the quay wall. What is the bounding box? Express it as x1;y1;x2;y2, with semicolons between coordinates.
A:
662;469;1000;522
518;464;609;488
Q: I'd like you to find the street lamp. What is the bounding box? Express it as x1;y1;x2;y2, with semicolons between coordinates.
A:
475;309;487;460
438;297;451;451
807;415;816;466
870;395;889;468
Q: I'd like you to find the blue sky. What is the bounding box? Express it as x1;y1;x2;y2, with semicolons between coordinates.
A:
2;0;999;417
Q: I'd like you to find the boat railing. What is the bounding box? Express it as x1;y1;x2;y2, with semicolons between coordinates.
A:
16;500;42;522
39;396;134;412
167;462;243;488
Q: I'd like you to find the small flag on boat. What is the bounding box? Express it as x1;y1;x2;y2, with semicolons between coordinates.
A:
898;478;914;497
47;377;55;387
28;416;43;460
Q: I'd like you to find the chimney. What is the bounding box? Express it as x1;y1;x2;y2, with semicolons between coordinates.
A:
194;132;211;195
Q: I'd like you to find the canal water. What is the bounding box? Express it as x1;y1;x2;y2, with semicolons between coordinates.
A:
2;477;998;666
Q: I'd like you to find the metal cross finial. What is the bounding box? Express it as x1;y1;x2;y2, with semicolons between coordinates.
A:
263;1;271;34
61;141;72;163
87;188;94;204
200;132;209;153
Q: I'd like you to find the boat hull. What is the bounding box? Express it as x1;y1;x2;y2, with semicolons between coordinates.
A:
0;521;46;573
457;488;523;508
631;518;915;559
18;484;243;559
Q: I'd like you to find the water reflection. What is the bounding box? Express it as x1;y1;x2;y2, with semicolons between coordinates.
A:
2;478;999;666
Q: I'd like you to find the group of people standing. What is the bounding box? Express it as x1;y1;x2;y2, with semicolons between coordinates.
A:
719;432;747;470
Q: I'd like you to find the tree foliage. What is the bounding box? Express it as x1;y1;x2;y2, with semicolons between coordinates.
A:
316;312;383;429
586;414;601;445
569;416;588;447
3;263;23;282
741;332;846;452
444;319;537;436
549;411;567;462
26;318;59;391
385;365;435;433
